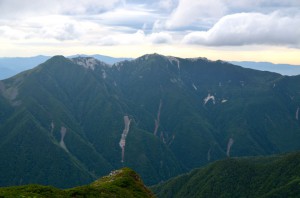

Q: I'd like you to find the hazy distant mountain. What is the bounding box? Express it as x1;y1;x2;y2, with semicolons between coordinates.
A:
0;67;15;80
1;54;300;188
0;55;50;80
231;61;300;76
152;151;300;198
0;55;132;80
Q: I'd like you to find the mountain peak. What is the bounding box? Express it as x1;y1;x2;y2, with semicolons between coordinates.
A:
137;53;168;61
71;57;109;70
50;55;67;59
43;55;69;65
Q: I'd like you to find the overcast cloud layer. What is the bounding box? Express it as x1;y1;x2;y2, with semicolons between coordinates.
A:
0;0;299;59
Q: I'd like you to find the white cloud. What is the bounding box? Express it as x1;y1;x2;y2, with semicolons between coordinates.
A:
98;30;145;46
40;22;83;41
0;15;95;42
165;0;226;29
148;32;173;44
98;30;173;45
96;7;156;28
158;0;176;10
0;26;25;40
182;12;300;47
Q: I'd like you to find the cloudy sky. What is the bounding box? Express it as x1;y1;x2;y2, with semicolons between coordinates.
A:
0;0;300;64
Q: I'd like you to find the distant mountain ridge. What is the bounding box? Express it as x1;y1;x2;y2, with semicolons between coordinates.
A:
231;61;300;76
0;54;132;80
1;54;300;81
0;55;50;80
1;54;300;188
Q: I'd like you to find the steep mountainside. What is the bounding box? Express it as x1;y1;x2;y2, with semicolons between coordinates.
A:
152;151;300;198
1;54;300;188
0;56;182;188
0;167;154;198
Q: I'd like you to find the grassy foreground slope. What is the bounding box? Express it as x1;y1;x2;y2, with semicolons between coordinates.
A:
152;152;300;198
0;168;154;198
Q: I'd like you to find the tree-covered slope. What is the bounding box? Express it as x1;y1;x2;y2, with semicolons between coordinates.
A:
0;55;184;188
1;54;300;188
152;151;300;198
110;54;300;167
0;167;154;198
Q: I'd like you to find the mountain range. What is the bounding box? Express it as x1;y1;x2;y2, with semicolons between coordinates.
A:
1;55;300;81
0;55;131;80
1;54;300;188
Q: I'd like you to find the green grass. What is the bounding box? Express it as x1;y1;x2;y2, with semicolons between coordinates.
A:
0;168;154;198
